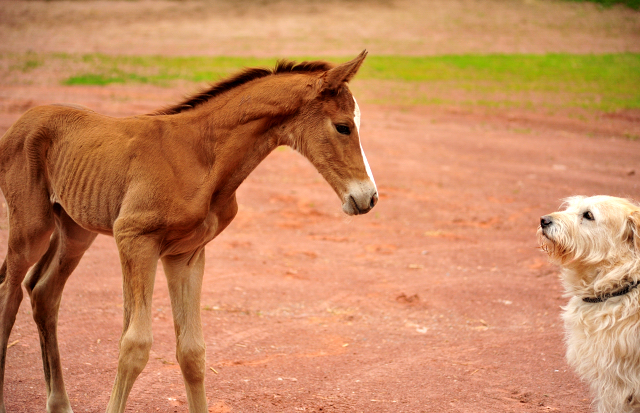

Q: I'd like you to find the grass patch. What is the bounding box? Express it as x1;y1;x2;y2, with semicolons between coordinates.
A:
65;72;150;86
563;0;640;10
357;54;640;112
7;51;44;73
63;54;276;86
2;52;639;113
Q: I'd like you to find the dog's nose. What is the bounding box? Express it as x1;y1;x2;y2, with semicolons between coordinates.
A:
540;215;553;228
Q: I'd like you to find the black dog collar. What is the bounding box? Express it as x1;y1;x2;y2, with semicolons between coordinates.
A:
582;280;640;303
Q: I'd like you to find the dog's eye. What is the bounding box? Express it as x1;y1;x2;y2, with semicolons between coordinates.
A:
335;124;351;135
583;211;595;221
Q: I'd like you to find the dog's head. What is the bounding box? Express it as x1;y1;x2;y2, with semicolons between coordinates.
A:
538;196;640;270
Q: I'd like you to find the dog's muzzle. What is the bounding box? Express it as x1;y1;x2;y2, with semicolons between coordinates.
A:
539;216;555;238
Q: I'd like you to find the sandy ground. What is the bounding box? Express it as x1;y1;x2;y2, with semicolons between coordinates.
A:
1;0;640;57
1;1;640;412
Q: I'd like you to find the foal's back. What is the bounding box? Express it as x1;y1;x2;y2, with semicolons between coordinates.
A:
0;105;207;235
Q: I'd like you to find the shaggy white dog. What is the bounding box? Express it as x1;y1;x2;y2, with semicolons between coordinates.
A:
538;195;640;413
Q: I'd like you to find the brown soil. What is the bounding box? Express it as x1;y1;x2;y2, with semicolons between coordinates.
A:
1;0;639;56
1;1;639;412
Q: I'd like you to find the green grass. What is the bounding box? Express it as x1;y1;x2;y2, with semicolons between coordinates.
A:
358;54;640;111
3;52;639;113
63;54;276;86
564;0;640;10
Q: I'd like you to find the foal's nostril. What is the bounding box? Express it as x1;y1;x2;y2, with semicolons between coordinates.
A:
540;216;553;228
370;193;378;209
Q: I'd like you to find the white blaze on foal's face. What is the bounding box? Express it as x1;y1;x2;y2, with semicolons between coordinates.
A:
353;97;376;189
335;96;378;216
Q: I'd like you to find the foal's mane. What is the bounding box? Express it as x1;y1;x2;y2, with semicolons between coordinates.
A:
152;60;334;116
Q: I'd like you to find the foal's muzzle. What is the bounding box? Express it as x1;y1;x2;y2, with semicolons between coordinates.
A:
343;181;378;216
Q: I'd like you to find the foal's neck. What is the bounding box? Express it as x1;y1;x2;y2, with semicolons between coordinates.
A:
188;74;313;198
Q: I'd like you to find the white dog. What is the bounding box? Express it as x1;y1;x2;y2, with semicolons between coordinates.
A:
538;195;640;413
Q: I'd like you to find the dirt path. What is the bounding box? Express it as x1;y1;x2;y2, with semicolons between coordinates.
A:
1;2;639;412
1;0;639;56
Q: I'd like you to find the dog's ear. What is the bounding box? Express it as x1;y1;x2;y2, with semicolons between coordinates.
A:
628;210;640;253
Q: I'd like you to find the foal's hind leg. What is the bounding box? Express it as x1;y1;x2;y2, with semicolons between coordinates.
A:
0;203;54;413
24;206;97;413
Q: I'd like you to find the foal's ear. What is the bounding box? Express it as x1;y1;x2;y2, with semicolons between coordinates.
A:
320;50;368;92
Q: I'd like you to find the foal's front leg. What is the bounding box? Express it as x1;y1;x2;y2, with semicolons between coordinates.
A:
161;250;207;413
106;231;159;413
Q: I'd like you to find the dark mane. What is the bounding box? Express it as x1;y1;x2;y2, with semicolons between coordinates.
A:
152;59;334;116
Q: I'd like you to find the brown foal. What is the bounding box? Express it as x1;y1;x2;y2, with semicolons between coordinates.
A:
0;51;377;412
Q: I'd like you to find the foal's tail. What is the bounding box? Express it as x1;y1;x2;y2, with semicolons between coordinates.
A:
0;105;65;236
0;104;93;179
0;105;79;190
1;107;49;174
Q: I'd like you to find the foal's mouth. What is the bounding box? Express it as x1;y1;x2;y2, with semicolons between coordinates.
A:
348;194;377;215
349;195;361;215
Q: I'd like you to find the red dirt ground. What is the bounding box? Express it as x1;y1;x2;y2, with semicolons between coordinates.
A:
1;1;639;412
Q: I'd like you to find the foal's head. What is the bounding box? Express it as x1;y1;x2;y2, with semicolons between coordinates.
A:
287;51;378;216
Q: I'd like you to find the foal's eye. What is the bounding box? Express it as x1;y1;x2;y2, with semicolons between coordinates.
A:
583;211;595;221
335;124;351;135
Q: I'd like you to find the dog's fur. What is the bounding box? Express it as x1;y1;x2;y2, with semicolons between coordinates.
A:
538;195;640;413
